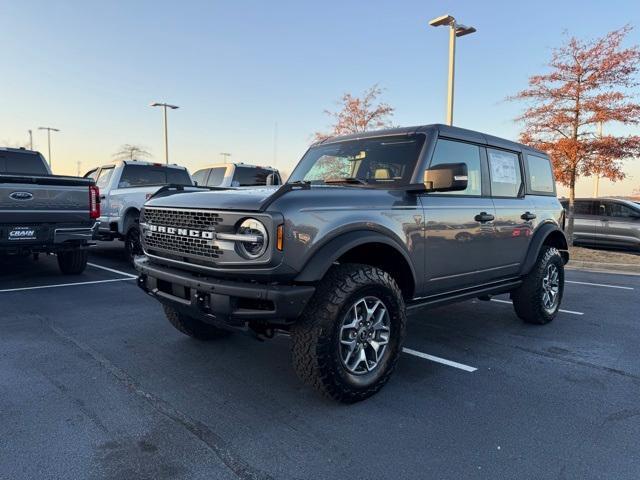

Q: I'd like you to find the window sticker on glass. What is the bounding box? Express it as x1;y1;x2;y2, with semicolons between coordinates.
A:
489;150;518;184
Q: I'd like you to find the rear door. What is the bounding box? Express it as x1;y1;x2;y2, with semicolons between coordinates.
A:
487;147;533;276
420;137;499;294
572;200;600;245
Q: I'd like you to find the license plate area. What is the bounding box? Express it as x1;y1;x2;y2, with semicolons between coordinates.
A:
7;226;38;241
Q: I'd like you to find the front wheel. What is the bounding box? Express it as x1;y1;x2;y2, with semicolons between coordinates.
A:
57;249;88;275
291;264;406;403
511;246;564;324
124;225;142;265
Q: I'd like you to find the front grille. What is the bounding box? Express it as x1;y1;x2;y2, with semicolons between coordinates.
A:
141;207;225;262
141;207;223;229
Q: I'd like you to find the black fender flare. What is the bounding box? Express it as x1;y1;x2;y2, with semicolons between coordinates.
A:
519;222;569;276
294;230;417;287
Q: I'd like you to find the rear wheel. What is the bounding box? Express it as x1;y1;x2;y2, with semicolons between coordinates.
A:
57;249;88;275
511;246;564;324
163;305;232;341
291;264;406;403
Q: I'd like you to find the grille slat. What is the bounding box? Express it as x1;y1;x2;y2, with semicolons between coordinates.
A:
141;207;225;262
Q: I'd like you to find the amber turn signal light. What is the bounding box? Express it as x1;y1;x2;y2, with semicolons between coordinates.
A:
276;224;284;251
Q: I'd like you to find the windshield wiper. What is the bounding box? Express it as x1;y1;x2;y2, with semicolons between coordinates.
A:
324;177;368;185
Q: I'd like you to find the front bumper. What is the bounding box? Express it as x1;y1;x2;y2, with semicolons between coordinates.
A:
135;256;315;329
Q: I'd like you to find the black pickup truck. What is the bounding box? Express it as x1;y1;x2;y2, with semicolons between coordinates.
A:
0;148;100;274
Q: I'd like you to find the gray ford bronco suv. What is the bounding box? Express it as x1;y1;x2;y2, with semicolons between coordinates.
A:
135;124;569;402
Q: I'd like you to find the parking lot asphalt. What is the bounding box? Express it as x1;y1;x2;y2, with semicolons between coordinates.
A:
1;243;639;480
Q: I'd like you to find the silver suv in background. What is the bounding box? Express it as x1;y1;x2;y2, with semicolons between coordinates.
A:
191;162;281;188
84;160;192;261
562;198;640;251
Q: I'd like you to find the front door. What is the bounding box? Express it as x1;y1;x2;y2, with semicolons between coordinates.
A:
599;201;640;248
420;138;498;295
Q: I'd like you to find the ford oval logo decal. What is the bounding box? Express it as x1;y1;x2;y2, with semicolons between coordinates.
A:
9;191;34;201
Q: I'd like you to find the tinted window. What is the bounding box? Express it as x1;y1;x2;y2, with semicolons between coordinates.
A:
192;169;209;186
96;167;115;189
606;202;639;218
0;151;49;175
166;168;192;185
206;167;227;187
527;154;554;193
233;167;275;187
429;139;482;196
84;168;99;180
117;164;191;188
573;200;599;216
487;149;522;197
288;135;425;186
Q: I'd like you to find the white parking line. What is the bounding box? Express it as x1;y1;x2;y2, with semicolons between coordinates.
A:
490;298;584;316
0;277;135;293
402;347;478;372
87;262;137;279
566;280;634;290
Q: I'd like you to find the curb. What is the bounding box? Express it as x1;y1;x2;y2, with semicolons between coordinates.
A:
566;262;640;276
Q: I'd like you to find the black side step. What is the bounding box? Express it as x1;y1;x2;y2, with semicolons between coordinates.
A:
407;279;521;312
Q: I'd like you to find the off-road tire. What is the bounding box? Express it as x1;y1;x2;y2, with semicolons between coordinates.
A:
511;246;564;325
291;263;406;403
163;305;232;341
57;249;88;274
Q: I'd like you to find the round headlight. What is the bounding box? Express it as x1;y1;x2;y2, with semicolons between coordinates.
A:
236;218;268;259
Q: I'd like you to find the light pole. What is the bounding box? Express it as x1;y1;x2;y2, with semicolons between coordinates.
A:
150;102;179;164
38;126;60;168
429;14;476;126
28;129;33;150
220;152;232;164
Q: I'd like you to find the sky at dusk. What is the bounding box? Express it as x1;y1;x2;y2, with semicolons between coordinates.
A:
1;0;639;196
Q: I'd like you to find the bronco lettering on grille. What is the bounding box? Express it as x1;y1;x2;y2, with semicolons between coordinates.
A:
147;224;214;239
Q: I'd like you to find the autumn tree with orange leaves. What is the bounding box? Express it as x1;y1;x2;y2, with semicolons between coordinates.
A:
315;84;395;141
510;26;640;242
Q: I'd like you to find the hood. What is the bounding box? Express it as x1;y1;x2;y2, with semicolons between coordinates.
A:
145;186;279;211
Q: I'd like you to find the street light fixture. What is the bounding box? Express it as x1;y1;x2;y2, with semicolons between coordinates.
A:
429;14;476;126
38;126;60;168
220;152;232;164
150;102;179;164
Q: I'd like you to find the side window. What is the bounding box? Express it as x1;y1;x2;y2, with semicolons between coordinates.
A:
206;167;227;187
606;202;638;218
191;169;209;186
84;169;99;180
526;154;555;193
95;167;114;189
574;200;599;216
487;149;522;197
429;139;482;196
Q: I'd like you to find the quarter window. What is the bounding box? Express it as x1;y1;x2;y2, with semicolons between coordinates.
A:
429;139;482;196
95;167;115;189
487;149;522;197
206;167;227;187
526;154;555;193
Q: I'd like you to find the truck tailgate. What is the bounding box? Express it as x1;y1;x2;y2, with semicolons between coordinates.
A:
0;176;93;224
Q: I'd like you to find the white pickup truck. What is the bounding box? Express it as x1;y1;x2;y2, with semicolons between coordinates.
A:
84;160;192;262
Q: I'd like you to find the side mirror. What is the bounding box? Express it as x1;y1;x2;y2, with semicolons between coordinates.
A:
424;163;468;193
266;173;279;186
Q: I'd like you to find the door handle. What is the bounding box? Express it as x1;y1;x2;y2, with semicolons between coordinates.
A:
99;195;106;200
521;211;536;221
475;212;495;223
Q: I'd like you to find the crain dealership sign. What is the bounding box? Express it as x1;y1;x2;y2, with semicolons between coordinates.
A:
145;224;214;239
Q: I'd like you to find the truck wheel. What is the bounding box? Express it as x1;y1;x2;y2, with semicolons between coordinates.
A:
511;246;564;324
57;249;88;274
124;225;142;265
163;305;232;341
291;264;406;403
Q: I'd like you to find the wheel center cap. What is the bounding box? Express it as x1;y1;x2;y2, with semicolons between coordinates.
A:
358;328;368;341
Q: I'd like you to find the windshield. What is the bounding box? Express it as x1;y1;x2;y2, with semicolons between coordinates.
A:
288;134;425;186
